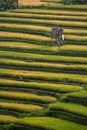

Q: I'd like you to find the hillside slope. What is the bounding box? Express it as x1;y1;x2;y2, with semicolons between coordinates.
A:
0;0;87;129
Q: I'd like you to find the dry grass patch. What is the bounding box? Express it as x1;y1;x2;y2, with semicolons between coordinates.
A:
18;0;46;7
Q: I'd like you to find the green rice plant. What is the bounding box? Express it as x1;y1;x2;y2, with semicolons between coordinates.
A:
49;102;87;117
59;45;87;57
0;42;56;53
0;28;87;45
13;117;87;130
65;35;87;42
67;90;87;100
11;8;87;16
0;12;87;21
0;91;57;103
13;3;87;10
60;45;87;52
0;68;87;85
1;58;87;75
64;28;87;36
0;17;87;29
0;114;17;124
0;31;51;44
42;3;87;10
0;78;83;93
0;30;87;46
62;90;87;106
49;102;87;124
41;0;60;3
0;50;87;65
0;23;87;37
0;102;43;113
0;23;50;37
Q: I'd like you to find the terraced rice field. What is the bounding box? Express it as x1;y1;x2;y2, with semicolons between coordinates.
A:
0;0;87;129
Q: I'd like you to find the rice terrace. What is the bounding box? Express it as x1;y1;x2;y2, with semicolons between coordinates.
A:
0;0;87;129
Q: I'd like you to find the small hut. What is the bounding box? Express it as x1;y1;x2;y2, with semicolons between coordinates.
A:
0;0;18;10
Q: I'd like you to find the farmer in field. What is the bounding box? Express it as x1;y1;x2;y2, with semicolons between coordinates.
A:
51;27;64;46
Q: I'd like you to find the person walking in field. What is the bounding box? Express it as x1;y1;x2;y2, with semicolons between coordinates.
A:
51;27;64;46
